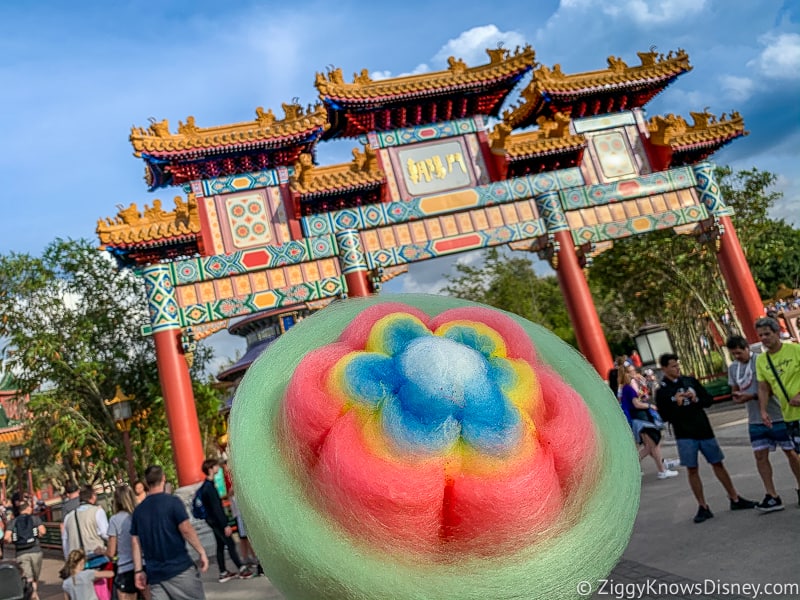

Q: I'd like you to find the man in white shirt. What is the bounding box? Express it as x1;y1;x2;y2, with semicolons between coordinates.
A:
61;485;109;561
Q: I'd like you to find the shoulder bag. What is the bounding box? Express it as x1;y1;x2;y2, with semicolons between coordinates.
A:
765;353;792;404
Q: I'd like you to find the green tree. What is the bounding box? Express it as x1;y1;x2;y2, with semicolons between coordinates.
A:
717;166;800;295
0;238;224;488
588;166;798;376
442;248;576;346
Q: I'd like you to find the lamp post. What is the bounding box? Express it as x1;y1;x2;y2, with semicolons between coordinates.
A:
10;444;26;496
25;448;35;500
105;386;137;484
0;460;7;504
634;324;675;369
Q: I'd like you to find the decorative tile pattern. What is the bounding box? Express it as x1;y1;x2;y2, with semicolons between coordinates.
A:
301;168;583;236
693;162;734;216
169;235;337;285
225;193;273;248
365;219;546;268
268;186;292;245
336;229;367;274
536;191;570;232
573;112;636;134
178;275;345;325
571;205;708;244
592;131;637;179
202;196;226;254
560;167;695;210
142;265;181;332
201;167;291;196
358;118;480;149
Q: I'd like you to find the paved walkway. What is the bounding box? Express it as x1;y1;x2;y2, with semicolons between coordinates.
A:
16;402;800;599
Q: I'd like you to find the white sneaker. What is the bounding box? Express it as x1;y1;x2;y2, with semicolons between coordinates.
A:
657;469;679;479
663;458;680;469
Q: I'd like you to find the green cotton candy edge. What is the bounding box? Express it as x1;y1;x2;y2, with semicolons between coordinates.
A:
229;294;641;600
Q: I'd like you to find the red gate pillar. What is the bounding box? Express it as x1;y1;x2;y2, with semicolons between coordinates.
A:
692;163;764;342
336;229;373;298
716;216;764;342
144;265;205;487
553;230;614;378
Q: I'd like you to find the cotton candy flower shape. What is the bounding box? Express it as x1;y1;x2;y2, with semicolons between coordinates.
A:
281;302;598;556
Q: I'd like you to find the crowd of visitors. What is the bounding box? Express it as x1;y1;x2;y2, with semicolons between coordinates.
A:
610;315;800;524
1;314;798;597
0;457;263;599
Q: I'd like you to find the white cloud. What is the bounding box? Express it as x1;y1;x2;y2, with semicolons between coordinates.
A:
748;32;800;80
371;63;430;81
557;0;707;26
718;75;755;102
432;25;527;67
371;70;393;81
398;275;449;295
371;24;527;83
454;250;485;267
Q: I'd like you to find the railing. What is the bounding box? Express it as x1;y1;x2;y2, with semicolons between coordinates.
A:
39;521;62;550
699;372;732;402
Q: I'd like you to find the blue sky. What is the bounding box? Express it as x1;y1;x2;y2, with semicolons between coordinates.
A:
1;0;798;369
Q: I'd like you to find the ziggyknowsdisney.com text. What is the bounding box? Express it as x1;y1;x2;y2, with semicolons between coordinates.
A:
579;578;800;599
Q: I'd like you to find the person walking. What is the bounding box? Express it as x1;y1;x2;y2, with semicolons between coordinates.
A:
62;485;109;563
655;353;756;523
131;465;208;600
3;500;46;600
618;363;677;479
106;485;140;600
755;316;800;507
198;458;254;583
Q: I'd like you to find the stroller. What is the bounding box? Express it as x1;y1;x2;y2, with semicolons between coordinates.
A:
0;559;33;600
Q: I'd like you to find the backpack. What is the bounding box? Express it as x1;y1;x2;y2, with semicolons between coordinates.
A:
11;514;38;550
191;483;207;520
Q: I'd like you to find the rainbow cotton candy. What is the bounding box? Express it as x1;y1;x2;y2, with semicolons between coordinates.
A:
230;294;640;600
285;304;594;555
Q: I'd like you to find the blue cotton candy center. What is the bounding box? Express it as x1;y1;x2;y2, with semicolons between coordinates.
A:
343;322;522;457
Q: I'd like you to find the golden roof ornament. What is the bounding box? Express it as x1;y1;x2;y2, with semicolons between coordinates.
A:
353;69;372;84
350;144;378;173
290;144;384;196
502;48;691;129
130;103;329;155
490;111;582;157
177;116;200;137
314;45;535;99
647;109;746;147
97;194;201;246
447;56;468;73
255;106;276;126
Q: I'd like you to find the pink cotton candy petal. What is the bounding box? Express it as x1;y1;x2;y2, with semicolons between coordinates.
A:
442;433;562;553
282;343;353;465
535;365;597;485
314;411;447;553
